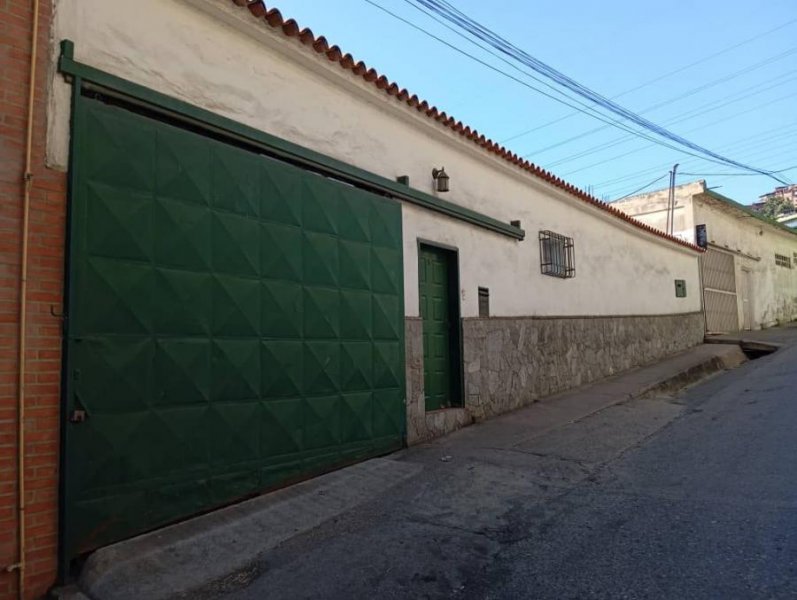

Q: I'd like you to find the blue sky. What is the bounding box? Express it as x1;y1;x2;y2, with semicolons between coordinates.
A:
268;0;797;204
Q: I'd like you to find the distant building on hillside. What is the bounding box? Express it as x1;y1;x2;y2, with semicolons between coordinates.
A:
751;183;797;215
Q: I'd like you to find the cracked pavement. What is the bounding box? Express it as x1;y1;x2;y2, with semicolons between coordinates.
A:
201;333;797;600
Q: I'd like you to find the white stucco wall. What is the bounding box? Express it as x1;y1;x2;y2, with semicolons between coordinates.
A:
48;0;701;318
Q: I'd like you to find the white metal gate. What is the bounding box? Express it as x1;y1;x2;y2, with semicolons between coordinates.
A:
703;248;739;333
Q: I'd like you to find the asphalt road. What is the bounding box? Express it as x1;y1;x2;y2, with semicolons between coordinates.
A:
208;336;797;600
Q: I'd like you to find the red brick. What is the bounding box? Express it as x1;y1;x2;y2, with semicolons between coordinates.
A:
1;2;63;597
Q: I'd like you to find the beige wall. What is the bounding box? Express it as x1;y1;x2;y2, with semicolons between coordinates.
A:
49;0;701;318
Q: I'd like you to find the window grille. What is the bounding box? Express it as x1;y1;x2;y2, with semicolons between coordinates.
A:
775;253;792;268
539;230;575;279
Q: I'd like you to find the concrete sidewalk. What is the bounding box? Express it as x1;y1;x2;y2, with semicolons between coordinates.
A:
60;341;751;600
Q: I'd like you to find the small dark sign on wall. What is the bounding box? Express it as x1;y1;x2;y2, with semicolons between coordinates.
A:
695;224;708;249
478;287;490;317
675;279;687;298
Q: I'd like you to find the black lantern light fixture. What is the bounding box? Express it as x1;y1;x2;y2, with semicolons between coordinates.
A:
432;167;450;193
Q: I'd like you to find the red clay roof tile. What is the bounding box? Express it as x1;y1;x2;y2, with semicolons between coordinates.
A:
232;0;701;252
247;1;266;17
298;28;314;44
264;8;282;27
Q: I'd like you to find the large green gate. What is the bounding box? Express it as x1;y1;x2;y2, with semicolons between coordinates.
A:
63;94;405;560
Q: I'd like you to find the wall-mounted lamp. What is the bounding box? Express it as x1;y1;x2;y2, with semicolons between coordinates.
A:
432;167;450;193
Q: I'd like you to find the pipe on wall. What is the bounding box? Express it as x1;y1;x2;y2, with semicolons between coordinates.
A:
7;0;42;598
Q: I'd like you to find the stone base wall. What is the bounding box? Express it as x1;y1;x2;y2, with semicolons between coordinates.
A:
404;312;704;443
462;312;705;420
405;318;473;445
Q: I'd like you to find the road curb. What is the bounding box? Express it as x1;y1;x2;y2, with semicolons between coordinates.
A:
70;458;421;600
635;345;746;399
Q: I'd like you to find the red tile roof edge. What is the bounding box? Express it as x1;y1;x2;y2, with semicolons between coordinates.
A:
231;0;702;253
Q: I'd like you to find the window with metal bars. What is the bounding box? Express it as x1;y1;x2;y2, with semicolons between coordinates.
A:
775;253;792;269
539;230;575;279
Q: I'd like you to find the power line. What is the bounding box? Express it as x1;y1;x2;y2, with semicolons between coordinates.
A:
590;121;797;190
679;166;797;177
361;2;685;146
407;0;788;183
605;128;795;183
598;139;797;198
499;16;797;144
363;0;787;172
613;174;670;200
523;48;797;159
557;91;796;178
601;139;797;198
542;70;797;169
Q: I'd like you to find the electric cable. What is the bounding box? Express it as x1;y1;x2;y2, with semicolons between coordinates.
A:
679;166;797;177
407;0;789;183
523;49;797;159
614;174;671;200
544;72;797;169
363;0;784;172
558;92;795;178
499;16;797;144
590;121;797;190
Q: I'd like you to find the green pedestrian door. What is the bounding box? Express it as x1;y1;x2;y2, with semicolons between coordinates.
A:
62;93;405;562
419;245;461;410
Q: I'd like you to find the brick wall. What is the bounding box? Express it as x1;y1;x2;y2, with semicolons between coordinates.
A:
1;1;66;598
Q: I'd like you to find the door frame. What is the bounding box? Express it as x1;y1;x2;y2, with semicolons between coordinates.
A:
417;239;464;410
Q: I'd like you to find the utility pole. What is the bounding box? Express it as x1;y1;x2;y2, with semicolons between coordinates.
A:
667;163;679;235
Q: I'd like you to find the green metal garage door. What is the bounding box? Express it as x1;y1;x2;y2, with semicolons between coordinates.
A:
63;94;405;561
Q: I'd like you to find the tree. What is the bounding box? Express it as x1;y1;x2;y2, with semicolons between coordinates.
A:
758;195;794;219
